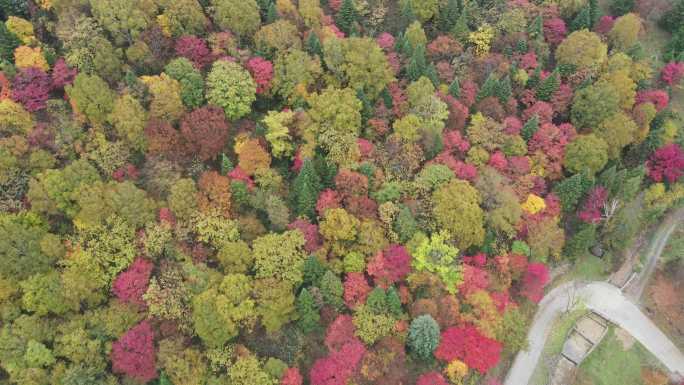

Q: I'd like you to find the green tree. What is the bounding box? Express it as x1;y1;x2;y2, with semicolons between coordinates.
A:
192;274;256;347
432;179;485;250
20;271;73;316
291;159;322;220
65;73;115;125
564;134;609;175
608;13;641;51
165;57;205;109
556;30;607;72
535;70;559;102
108;93;147;152
307;87;362;166
88;0;153;45
407;44;427;81
336;0;357;35
521;115;539;142
228;356;276;385
553;171;595;212
412;231;462;293
594;112;638;159
407;314;440;361
272;49;322;102
448;77;460;98
0;212;54;280
73;180;157;229
27;159;101;217
207;60;257;120
437;0;461;33
296;288;320;332
319;270;344;309
263;110;295;158
254;278;297;333
497;307;528;353
211;0;261;36
252;230;307;286
0;21;20;62
570;82;620;130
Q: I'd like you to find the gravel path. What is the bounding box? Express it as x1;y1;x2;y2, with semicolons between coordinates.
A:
503;209;684;385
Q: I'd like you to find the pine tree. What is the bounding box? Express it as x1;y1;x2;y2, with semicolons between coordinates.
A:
448;77;461;98
291;159;322;220
319;270;344;310
399;1;417;33
0;22;20;62
476;73;499;102
386;287;403;317
536;70;559;101
527;15;543;40
220;153;234;175
296;288;320;333
553;171;595;212
527;66;542;90
303;255;326;286
337;0;357;35
589;0;602;27
407;44;427;81
437;0;461;33
521;115;539;141
306;32;323;59
495;75;512;103
266;1;279;23
356;89;373;124
451;8;470;44
426;63;440;87
571;7;591;31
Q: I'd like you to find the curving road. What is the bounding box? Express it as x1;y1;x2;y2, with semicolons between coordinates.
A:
504;209;684;385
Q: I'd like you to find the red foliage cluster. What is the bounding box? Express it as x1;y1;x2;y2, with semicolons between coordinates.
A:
112;258;154;307
520;262;550;303
111;321;157;383
543;17;567;45
434;325;503;374
246;56;274;95
367;244;411;288
335;169;369;200
636;90;669;111
180;106;230;161
281;367;303;385
228;166;255;189
427;35;463;60
51;58;77;88
112;163;140;182
459;264;490;297
578;186;608;224
313;315;366;385
376;33;395;51
595;16;615;35
489;151;508;171
175;35;211;68
661;62;684;87
647;144;684;183
287;218;322;253
145;119;187;159
459;79;478;108
344;272;371;309
11;67;52;112
416;372;450;385
316;189;342;216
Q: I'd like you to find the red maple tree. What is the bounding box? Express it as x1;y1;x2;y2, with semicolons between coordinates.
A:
367;244;411;288
111;320;157;383
520;262;550;303
647;144;684;183
112;258;154;307
434;325;503;374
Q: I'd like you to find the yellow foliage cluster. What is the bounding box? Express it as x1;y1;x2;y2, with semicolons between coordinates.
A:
444;359;468;385
14;46;49;71
468;24;494;57
6;17;36;45
521;194;546;214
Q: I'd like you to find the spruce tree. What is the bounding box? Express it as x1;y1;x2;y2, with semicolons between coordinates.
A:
527;66;542;89
495;75;512;103
448;77;461;98
266;1;279;22
528;15;543;40
306;32;323;59
386;287;403;317
356;89;373;124
303;255;326;286
296;288;320;333
337;0;357;35
589;0;602;27
536;70;559;101
451;8;470;44
407;44;427;81
437;0;461;33
476;73;499;102
425;63;440;87
319;270;344;310
0;22;20;62
399;1;417;33
291;159;322;220
570;7;592;31
553;171;595;212
521;115;539;142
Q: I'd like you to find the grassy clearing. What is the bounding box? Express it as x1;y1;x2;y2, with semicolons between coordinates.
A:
529;306;588;385
575;326;664;385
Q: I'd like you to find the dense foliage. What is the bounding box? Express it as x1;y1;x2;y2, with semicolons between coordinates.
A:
0;1;682;385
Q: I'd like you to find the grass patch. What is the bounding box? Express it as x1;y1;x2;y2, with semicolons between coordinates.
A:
576;326;663;385
529;306;588;385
